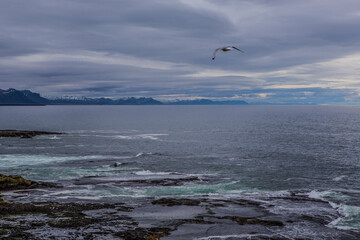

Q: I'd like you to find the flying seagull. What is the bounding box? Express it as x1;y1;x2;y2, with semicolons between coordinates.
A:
212;46;244;60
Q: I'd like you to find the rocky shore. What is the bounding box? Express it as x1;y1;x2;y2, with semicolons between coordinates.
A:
0;130;63;139
0;131;359;239
1;174;360;239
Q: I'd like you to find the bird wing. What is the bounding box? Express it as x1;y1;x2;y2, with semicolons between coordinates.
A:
212;48;222;60
231;46;244;53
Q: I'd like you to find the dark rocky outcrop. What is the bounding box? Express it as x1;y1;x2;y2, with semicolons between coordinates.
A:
0;196;359;239
0;130;63;138
152;198;201;206
0;174;38;191
220;215;284;226
0;201;133;239
0;174;60;191
115;227;171;240
74;176;203;187
0;174;60;205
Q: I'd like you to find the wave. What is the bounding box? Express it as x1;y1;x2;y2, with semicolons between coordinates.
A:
328;204;360;230
36;135;61;140
113;133;168;140
135;152;164;158
195;233;279;240
134;170;176;176
308;190;360;231
333;175;347;181
135;152;145;157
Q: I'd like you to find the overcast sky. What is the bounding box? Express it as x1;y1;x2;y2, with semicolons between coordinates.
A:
1;0;360;104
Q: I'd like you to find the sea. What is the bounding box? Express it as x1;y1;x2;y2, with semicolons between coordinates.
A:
1;105;360;237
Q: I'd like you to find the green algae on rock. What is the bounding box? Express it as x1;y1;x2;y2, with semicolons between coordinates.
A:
0;174;60;192
0;174;36;191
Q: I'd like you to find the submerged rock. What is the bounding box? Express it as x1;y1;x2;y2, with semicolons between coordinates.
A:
0;130;63;138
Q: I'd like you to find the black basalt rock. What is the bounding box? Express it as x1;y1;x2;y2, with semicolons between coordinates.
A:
0;130;63;139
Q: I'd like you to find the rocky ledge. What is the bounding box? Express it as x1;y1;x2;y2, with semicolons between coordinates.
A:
0;130;63;139
0;174;59;193
1;175;360;239
1;195;359;239
0;174;60;205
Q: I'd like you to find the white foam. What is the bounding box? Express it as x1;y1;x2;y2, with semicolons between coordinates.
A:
332;175;346;181
328;204;360;231
134;170;174;176
228;188;292;198
135;152;155;157
113;133;168;140
137;134;168;140
36;135;61;140
308;190;326;200
135;152;144;157
308;190;352;203
56;195;103;200
307;190;360;231
46;188;144;200
195;233;277;240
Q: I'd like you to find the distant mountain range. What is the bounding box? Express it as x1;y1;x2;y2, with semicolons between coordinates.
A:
168;99;248;105
0;88;49;105
0;88;248;105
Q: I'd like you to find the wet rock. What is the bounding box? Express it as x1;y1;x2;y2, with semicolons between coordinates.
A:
0;174;37;191
115;227;171;240
6;229;34;239
220;216;284;226
0;228;8;235
48;217;103;228
75;176;202;187
127;176;200;186
0;174;60;191
0;130;63;139
173;217;215;226
0;201;134;239
0;202;129;217
152;198;201;206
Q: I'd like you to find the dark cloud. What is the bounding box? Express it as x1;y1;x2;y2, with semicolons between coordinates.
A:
0;0;360;104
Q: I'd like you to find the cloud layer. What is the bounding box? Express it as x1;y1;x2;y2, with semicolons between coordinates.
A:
1;0;360;104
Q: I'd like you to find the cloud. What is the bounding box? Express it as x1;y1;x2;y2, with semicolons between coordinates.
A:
0;0;360;104
0;51;179;70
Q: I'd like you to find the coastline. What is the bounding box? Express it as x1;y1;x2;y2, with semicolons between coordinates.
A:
1;174;360;239
1;125;360;239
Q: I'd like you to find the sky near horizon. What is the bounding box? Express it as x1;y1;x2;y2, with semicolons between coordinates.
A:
1;0;360;104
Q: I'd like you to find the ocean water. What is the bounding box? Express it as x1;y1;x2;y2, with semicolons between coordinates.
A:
1;105;360;232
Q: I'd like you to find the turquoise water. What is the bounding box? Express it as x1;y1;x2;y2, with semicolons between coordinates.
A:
1;105;360;231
